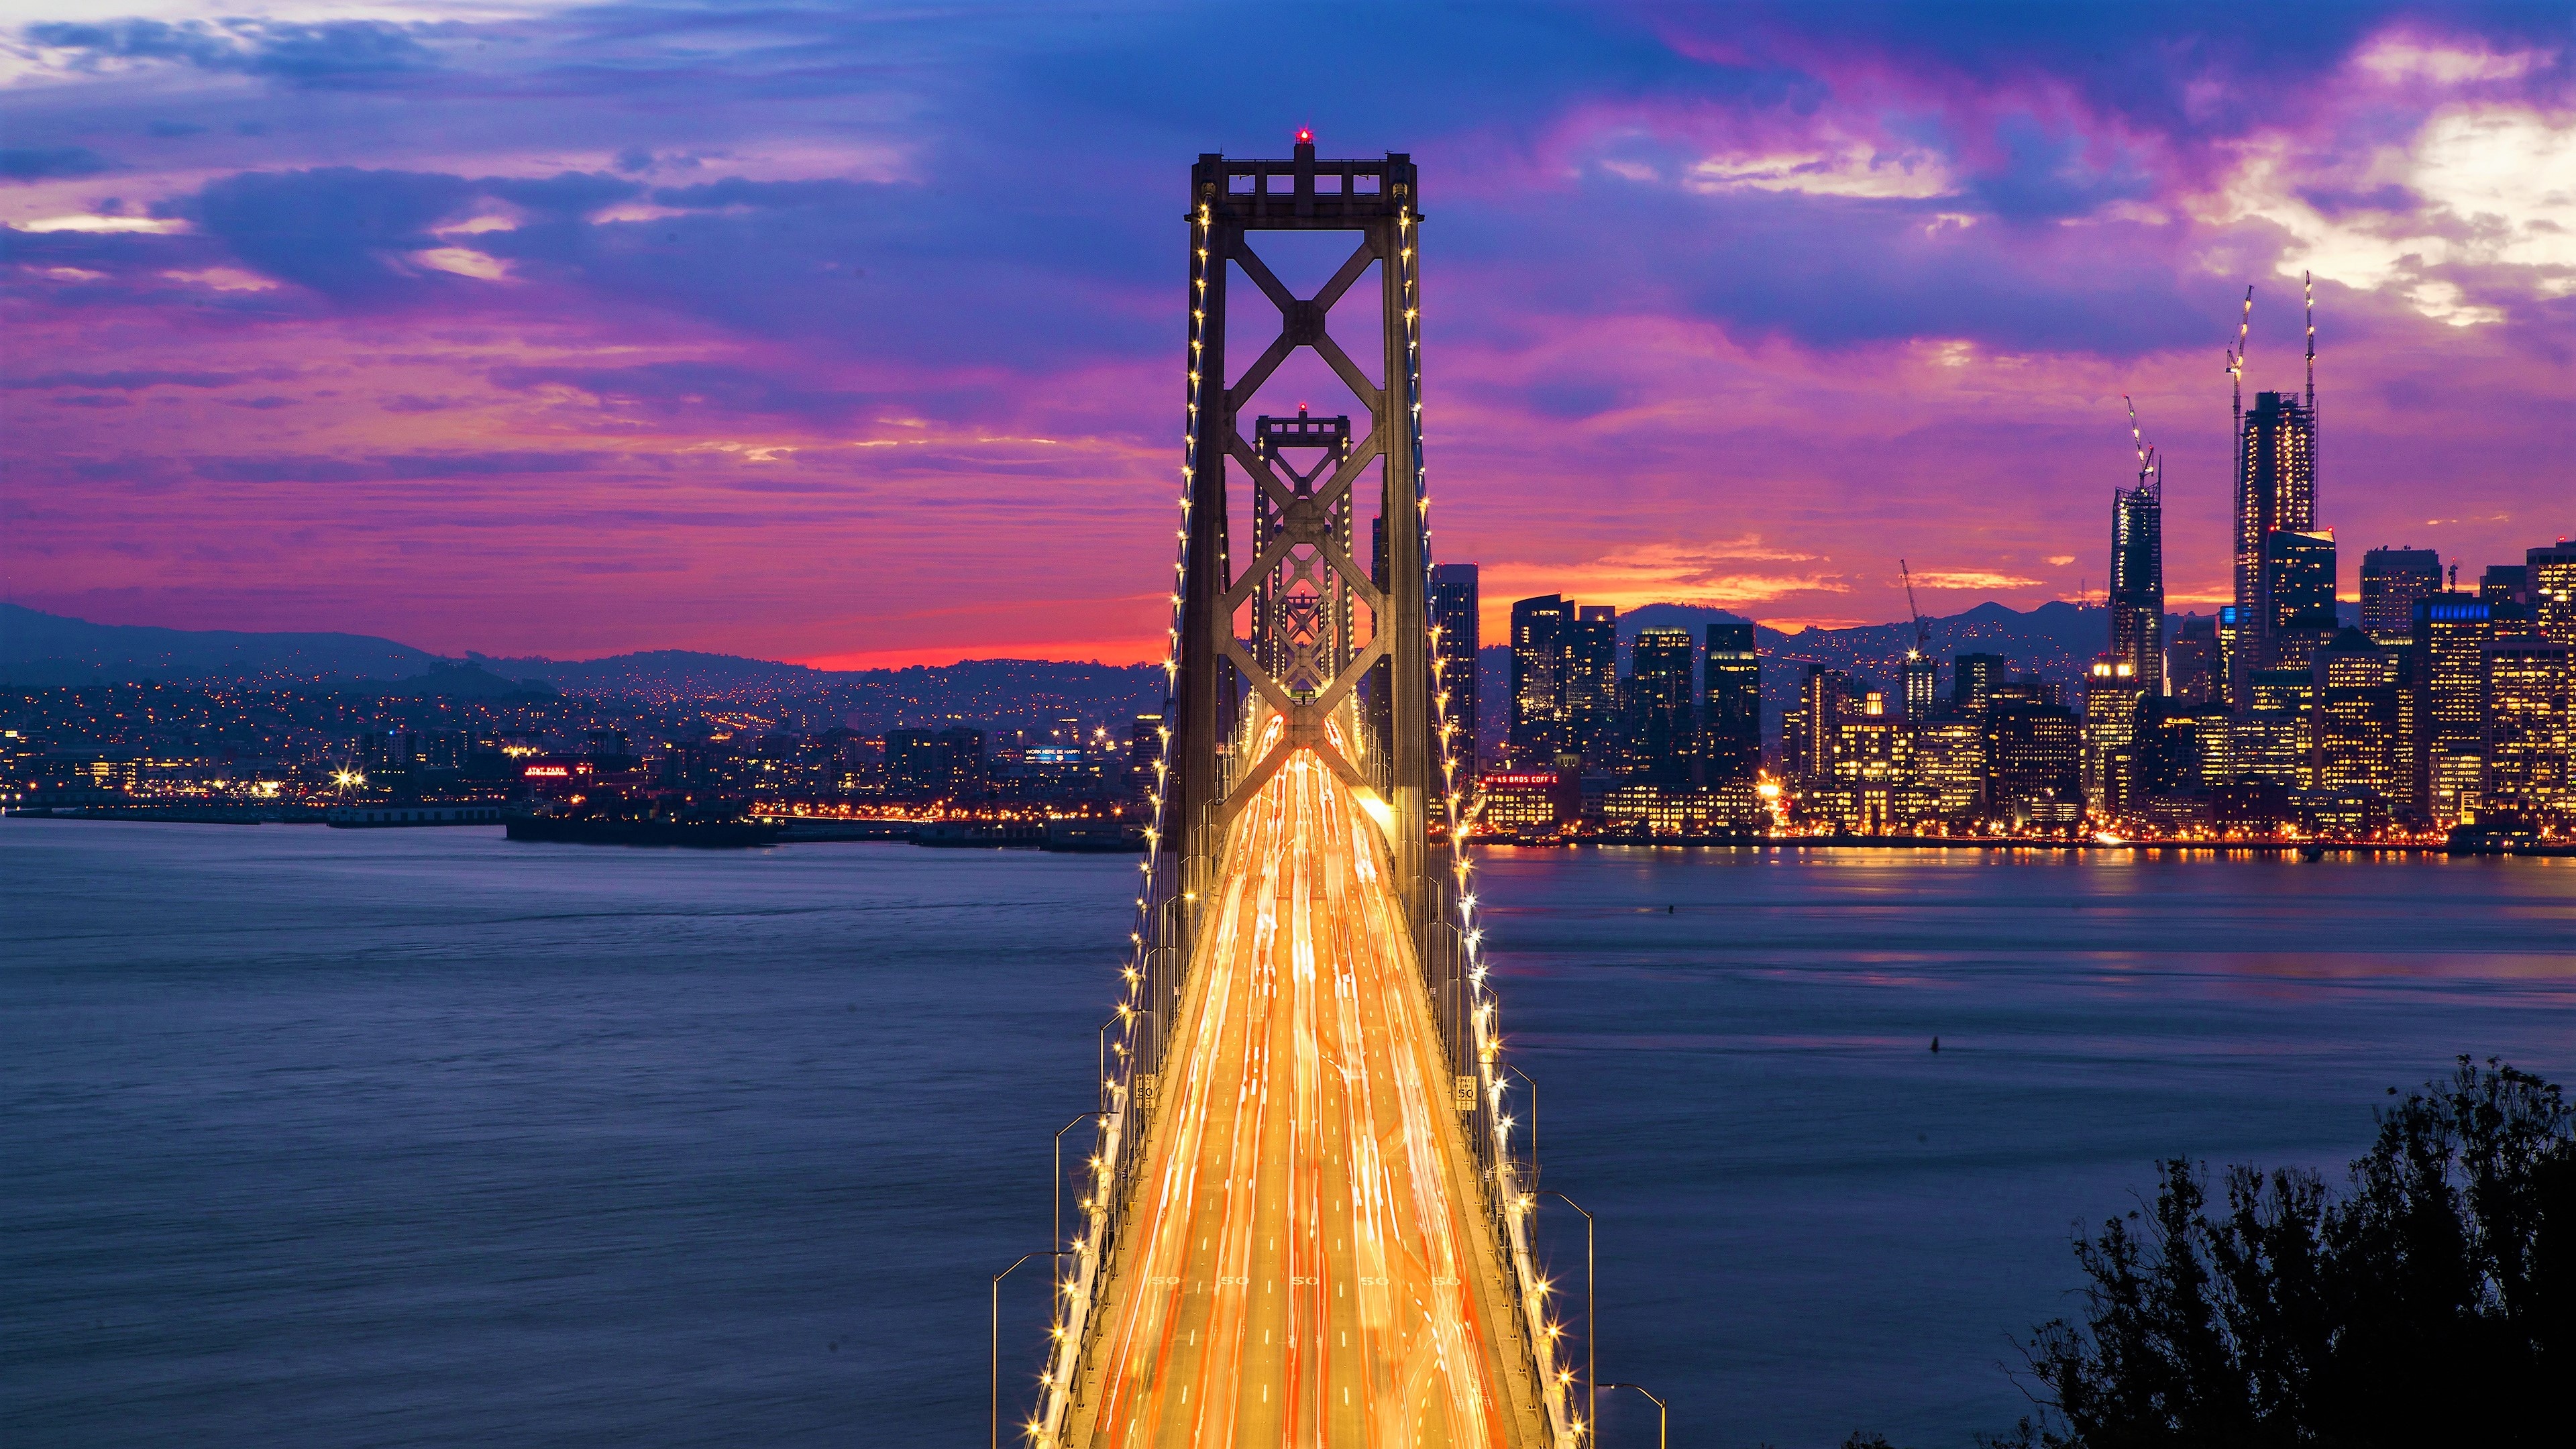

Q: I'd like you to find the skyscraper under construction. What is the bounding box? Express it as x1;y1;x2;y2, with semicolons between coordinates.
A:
2109;454;2165;695
2228;279;2320;698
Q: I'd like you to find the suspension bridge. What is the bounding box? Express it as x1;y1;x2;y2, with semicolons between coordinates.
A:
1011;140;1579;1449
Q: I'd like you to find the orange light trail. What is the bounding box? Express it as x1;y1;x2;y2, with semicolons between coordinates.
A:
1059;745;1541;1448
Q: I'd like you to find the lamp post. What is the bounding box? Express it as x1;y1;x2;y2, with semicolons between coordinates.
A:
1053;1114;1098;1251
1599;1382;1667;1449
991;1250;1072;1449
1506;1063;1539;1187
1548;1191;1594;1444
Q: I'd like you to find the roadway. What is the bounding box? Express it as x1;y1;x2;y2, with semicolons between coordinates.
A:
1059;745;1543;1448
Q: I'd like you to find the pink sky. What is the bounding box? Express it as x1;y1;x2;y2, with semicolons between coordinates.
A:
3;5;2568;666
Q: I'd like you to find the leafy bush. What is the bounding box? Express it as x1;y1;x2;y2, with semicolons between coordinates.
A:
1995;1057;2574;1448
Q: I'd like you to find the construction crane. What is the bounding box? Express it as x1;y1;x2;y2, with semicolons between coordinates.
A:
1901;559;1931;659
2125;394;2161;496
2227;284;2253;440
2305;269;2318;476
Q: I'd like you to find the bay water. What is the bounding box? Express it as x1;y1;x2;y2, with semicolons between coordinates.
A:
5;822;2572;1447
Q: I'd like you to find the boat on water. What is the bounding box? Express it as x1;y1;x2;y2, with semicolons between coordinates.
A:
505;816;784;849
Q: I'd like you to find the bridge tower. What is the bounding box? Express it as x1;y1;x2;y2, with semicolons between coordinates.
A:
1142;136;1465;1073
1029;141;1568;1449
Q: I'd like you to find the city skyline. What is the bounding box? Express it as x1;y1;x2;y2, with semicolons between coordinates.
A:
5;4;2569;667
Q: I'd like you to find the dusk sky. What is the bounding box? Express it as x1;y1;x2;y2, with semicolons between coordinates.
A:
4;1;2569;668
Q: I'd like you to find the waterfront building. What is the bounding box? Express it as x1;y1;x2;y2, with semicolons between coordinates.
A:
1797;665;1854;777
1477;767;1581;835
1625;627;1695;783
1603;780;1763;837
2168;616;2222;706
2311;628;2407;807
2109;475;2165;694
1570;605;1621;765
1508;595;1572;762
2359;547;2442;641
1701;623;1761;786
1984;698;2081;826
2083;657;2147;818
2233;390;2318;689
1911;718;1985;820
2414;594;2493;826
2483;635;2571;823
2532;543;2576;647
1428;564;1480;769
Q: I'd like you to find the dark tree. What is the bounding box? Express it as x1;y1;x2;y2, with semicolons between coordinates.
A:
1998;1057;2575;1448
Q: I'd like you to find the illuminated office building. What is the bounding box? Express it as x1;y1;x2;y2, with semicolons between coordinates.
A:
1428;564;1481;768
2480;564;2530;620
1902;653;1939;724
1912;718;1985;820
1570;604;1620;764
2311;627;2406;804
1701;623;1761;786
2532;543;2576;647
1625;627;1695;783
2233;669;2316;788
2233;390;2317;689
1796;665;1854;778
2359;547;2441;642
2414;595;2493;826
2483;636;2570;822
2084;656;2147;818
1508;595;1572;762
2109;475;2165;694
1985;699;2081;825
2261;529;2339;669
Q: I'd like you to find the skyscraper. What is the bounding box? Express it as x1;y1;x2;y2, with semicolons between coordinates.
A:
2312;627;2406;804
2109;470;2165;694
1428;564;1481;769
2483;635;2571;822
2233;390;2318;692
1625;628;1695;783
2359;547;2442;642
1570;604;1620;765
1508;595;1572;763
2414;594;2493;826
1901;653;1939;724
2260;529;2338;669
1797;665;1852;778
2530;543;2576;647
1701;623;1761;786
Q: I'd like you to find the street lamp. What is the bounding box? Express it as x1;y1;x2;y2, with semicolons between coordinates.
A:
991;1250;1073;1449
1599;1382;1667;1449
1053;1114;1099;1250
1548;1191;1594;1444
1506;1064;1539;1187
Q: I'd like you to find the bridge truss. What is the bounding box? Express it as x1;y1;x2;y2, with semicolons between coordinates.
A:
1024;141;1576;1448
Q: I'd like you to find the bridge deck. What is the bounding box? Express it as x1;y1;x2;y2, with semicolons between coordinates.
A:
1061;749;1546;1448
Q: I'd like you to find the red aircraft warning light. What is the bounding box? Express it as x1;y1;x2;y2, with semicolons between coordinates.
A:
1295;127;1312;144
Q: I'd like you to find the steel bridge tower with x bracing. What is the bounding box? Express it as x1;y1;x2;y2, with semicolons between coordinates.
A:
1017;142;1578;1449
